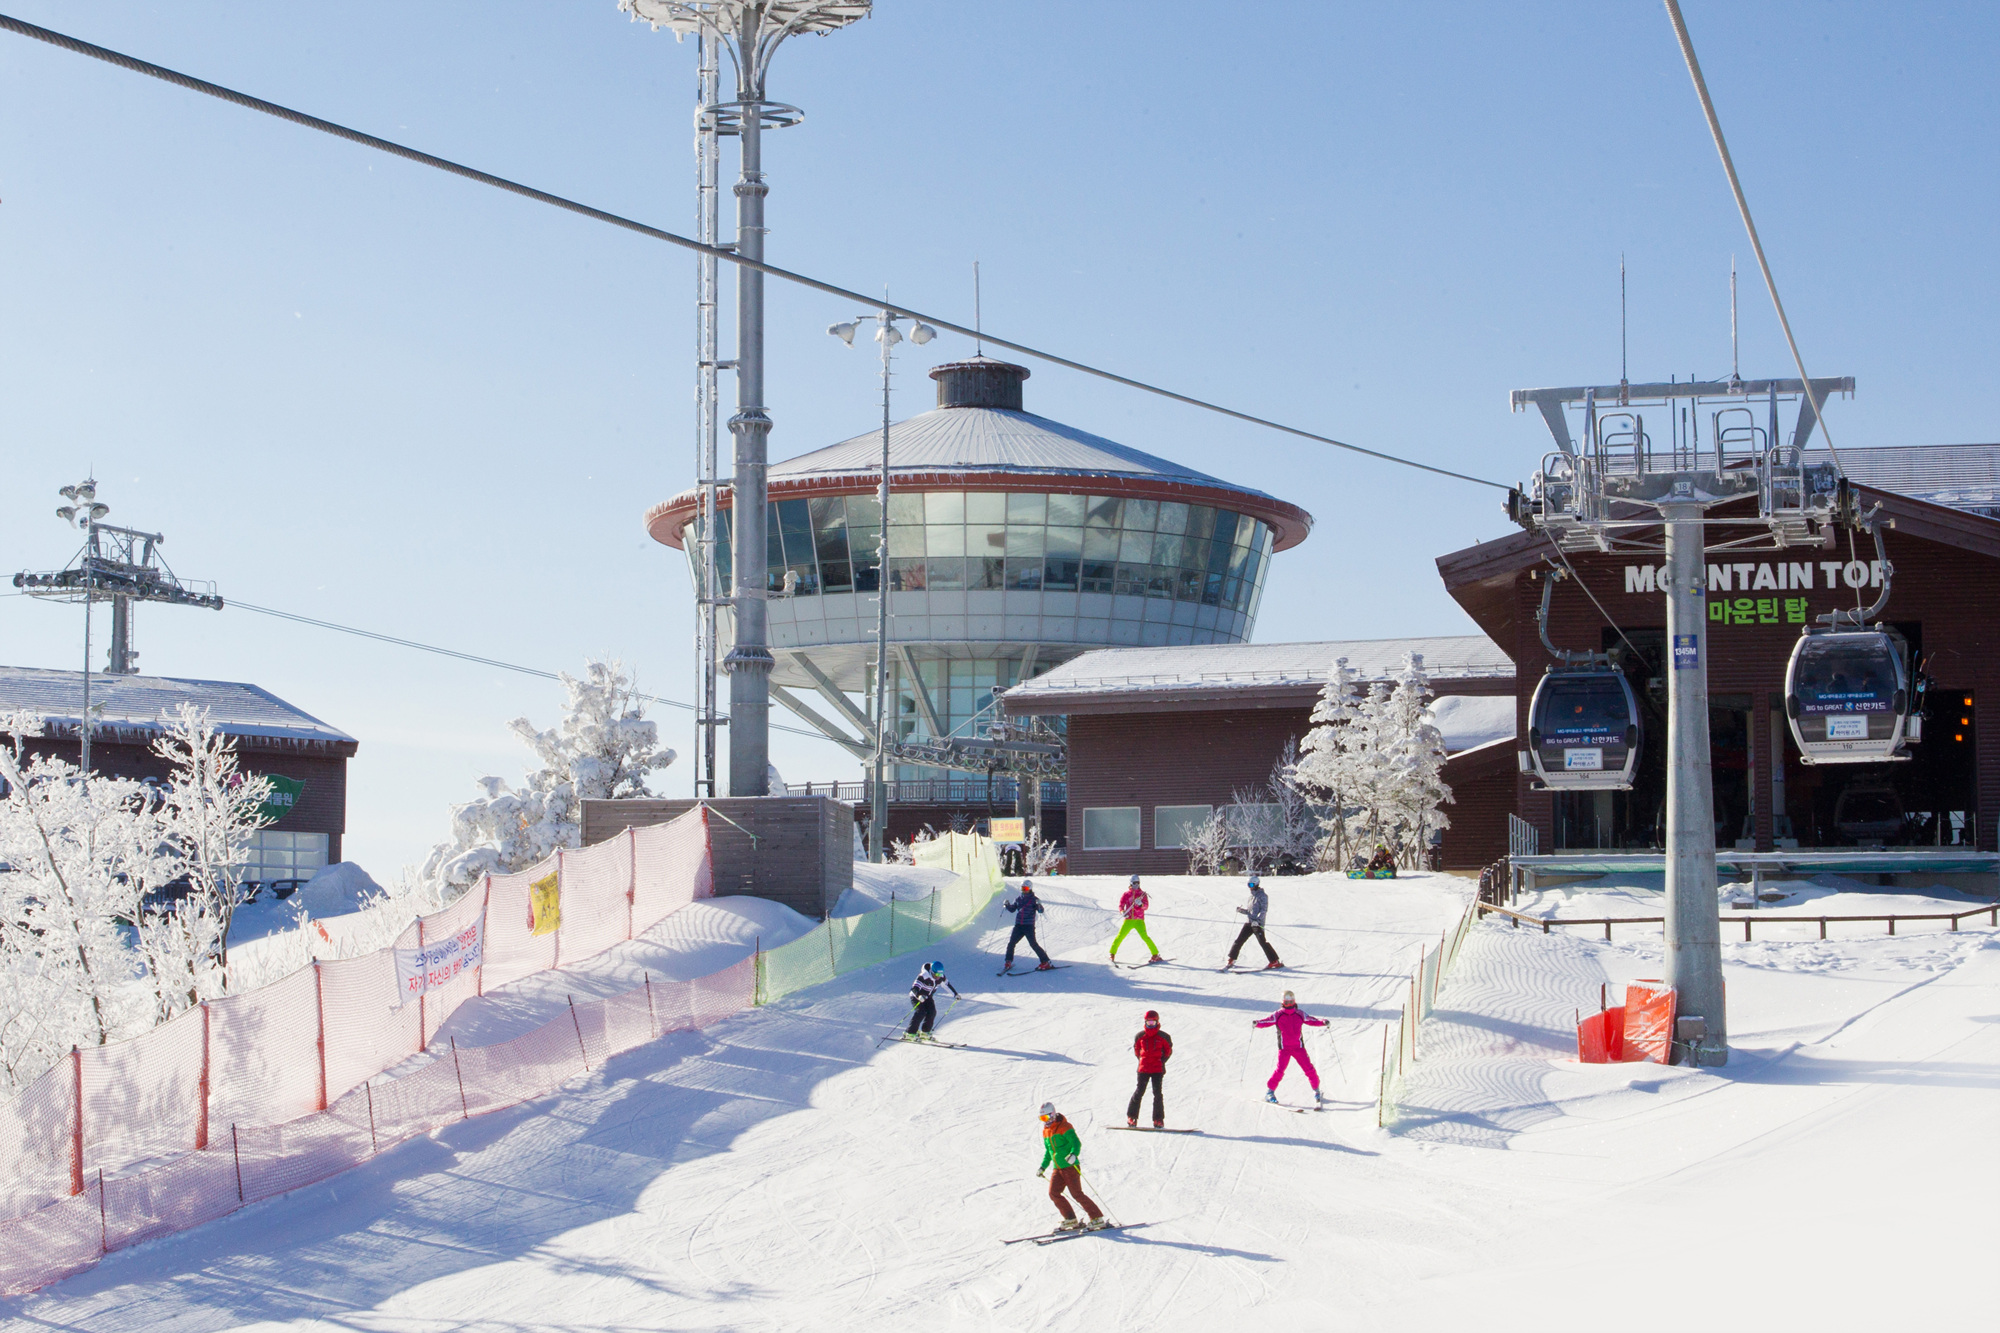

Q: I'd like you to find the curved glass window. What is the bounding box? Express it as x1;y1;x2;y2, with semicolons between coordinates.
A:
687;491;1277;618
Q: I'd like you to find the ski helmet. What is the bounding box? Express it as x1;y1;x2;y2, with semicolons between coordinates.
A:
1021;878;1033;889
930;960;945;976
1281;990;1297;1006
1248;873;1261;888
1144;1009;1160;1028
1129;873;1141;885
1038;1101;1057;1121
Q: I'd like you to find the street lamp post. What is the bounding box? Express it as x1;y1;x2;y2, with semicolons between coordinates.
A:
829;311;936;860
54;479;109;774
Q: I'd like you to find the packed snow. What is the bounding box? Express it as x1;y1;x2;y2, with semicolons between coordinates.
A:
7;871;1993;1330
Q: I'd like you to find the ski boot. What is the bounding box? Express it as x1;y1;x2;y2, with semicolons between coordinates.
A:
1085;1217;1112;1231
1314;1089;1326;1107
1222;959;1236;970
1149;954;1163;963
1264;1089;1278;1103
1055;1218;1085;1232
1264;960;1285;970
1127;1116;1138;1128
1152;1121;1165;1130
1035;961;1055;971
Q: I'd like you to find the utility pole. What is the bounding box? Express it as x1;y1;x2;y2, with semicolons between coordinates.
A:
1660;502;1723;1050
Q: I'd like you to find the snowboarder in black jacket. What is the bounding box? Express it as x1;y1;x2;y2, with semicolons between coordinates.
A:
1003;880;1053;970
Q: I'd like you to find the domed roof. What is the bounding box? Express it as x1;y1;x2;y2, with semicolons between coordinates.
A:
645;359;1313;550
770;402;1252;492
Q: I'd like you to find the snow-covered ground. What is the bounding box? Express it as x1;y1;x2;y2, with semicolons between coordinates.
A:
9;871;1994;1330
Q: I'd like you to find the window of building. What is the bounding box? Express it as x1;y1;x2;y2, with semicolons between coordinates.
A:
696;491;1275;616
241;830;328;886
1154;805;1213;849
1082;806;1142;850
1223;803;1283;847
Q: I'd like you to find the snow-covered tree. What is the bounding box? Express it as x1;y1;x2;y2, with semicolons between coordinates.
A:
1290;657;1364;870
136;704;272;1011
421;661;677;893
1379;653;1453;868
0;713;171;1090
1181;808;1231;876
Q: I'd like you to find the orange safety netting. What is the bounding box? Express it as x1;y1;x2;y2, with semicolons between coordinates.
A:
0;808;722;1296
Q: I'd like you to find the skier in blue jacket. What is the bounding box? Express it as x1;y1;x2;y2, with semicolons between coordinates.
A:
1003;880;1053;971
906;961;962;1040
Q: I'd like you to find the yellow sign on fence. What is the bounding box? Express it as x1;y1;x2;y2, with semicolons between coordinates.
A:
530;870;562;937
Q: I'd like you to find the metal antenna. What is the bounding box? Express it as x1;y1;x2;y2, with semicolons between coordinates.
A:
973;259;982;357
1730;255;1740;383
1619;256;1629;403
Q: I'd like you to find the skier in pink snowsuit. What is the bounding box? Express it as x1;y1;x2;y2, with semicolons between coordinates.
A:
1253;990;1327;1105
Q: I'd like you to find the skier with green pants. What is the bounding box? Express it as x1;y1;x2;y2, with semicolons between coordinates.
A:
1109;875;1163;964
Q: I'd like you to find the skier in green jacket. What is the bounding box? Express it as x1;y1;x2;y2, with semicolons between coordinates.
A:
1036;1102;1107;1231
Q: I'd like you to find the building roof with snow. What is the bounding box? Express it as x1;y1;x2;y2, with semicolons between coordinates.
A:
1002;634;1515;715
0;666;357;754
1802;444;2000;517
646;358;1314;553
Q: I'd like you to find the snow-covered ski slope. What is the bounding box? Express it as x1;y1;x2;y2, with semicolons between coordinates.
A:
8;873;1994;1331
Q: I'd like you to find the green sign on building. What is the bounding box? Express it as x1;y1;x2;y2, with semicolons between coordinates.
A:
259;775;306;825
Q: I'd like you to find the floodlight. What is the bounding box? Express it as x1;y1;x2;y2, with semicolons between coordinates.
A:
876;322;902;347
88;504;109;520
828;321;858;345
57;506;76;521
59;486;78;501
909;322;936;345
76;483;96;501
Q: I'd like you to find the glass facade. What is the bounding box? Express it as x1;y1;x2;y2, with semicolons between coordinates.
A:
685;489;1277;618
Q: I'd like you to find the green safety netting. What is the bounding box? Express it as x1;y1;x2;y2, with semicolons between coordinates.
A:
756;833;1005;1005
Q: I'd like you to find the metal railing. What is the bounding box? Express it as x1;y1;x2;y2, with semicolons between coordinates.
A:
786;778;1067;806
1475;899;2000;941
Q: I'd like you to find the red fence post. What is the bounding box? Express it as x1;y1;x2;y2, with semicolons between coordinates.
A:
97;1168;107;1255
196;1001;210;1151
69;1045;83;1197
313;960;328;1112
553;849;564;970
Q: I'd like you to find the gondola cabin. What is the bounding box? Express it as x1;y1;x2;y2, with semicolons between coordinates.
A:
1784;627;1915;764
1526;668;1642;790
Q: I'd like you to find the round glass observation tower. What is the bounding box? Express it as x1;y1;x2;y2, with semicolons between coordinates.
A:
646;359;1313;772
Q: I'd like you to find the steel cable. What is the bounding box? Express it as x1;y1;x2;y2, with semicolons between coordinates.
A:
0;11;1508;492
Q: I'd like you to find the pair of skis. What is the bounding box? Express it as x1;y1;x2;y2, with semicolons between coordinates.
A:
876;1032;969;1050
997;962;1073;977
1001;1222;1144;1246
1111;956;1174;971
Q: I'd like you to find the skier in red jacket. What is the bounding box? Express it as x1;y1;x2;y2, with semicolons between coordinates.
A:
1127;1008;1174;1127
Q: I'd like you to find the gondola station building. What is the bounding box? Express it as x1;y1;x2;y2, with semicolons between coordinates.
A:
1438;442;2000;869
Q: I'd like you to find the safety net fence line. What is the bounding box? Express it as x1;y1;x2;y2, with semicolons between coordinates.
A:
0;827;1006;1296
0;807;716;1292
1375;893;1482;1128
757;832;1005;1004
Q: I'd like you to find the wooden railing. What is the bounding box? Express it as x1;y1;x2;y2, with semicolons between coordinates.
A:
1475;899;2000;941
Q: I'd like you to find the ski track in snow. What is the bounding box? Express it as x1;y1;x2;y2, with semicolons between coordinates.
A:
7;871;1995;1331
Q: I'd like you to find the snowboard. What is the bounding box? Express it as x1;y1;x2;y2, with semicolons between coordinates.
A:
998;963;1073;977
1110;1125;1200;1134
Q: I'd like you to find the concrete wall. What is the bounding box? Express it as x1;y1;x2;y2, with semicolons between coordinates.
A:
581;795;853;921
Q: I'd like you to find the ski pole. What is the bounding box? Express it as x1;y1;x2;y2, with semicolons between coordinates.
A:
1076;1168;1121;1227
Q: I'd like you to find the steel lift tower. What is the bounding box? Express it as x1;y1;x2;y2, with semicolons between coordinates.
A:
1508;374;1854;1065
624;1;872;797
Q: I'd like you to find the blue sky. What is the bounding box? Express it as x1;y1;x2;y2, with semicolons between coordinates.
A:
2;2;1994;877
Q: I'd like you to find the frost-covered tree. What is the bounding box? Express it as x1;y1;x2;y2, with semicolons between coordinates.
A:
1379;653;1453;868
1181;808;1231;876
137;704;272;1011
421;661;677;893
1290;657;1364;870
0;713;172;1089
